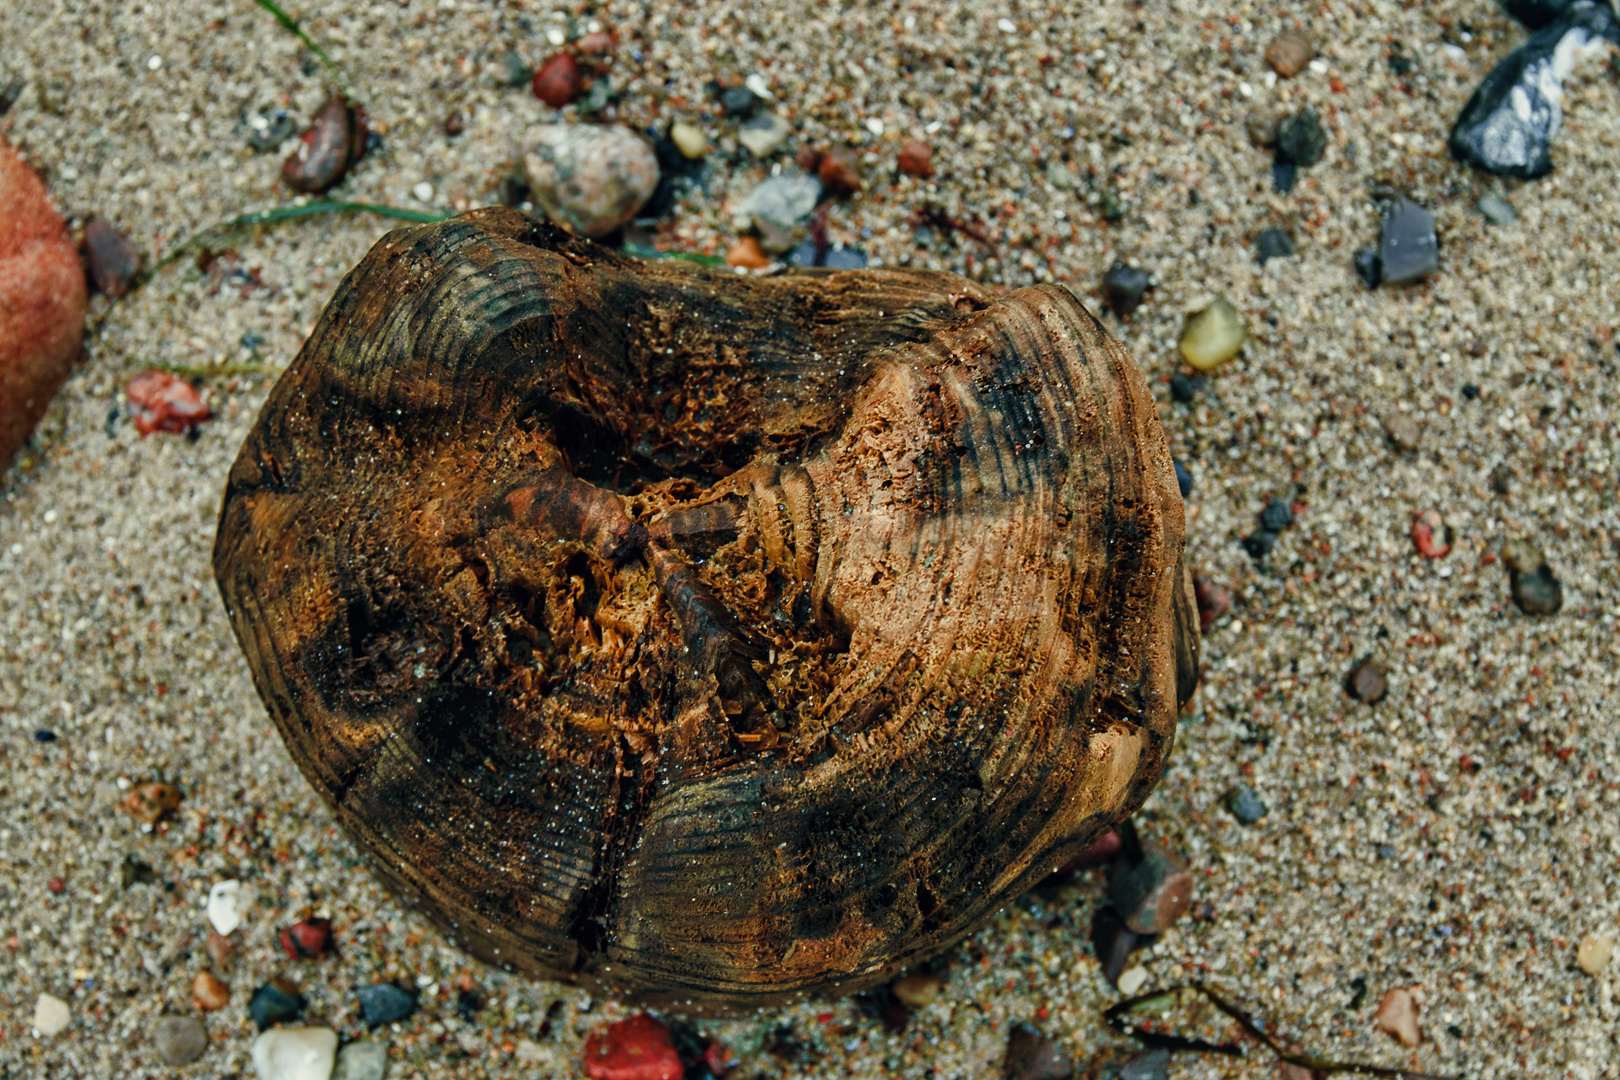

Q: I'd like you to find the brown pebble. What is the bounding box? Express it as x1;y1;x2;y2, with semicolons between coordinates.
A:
1347;658;1388;703
1383;412;1420;452
1193;574;1231;630
1265;33;1314;78
282;95;367;194
1003;1023;1072;1080
0;137;88;474
443;111;465;137
818;147;862;197
192;970;229;1011
81;216;141;297
794;145;824;173
1106;840;1193;935
121;781;182;825
890;972;941;1008
205;930;234;971
725;236;771;270
279;917;335;960
1374;986;1421;1047
897;140;934;179
532;53;583;109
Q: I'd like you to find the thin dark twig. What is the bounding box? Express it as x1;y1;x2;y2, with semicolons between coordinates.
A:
246;0;350;91
1103;982;1455;1080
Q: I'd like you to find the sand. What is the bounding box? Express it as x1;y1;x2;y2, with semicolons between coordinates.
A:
2;0;1618;1077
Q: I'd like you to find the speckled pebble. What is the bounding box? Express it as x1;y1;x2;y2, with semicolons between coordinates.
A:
152;1015;209;1066
333;1040;390;1080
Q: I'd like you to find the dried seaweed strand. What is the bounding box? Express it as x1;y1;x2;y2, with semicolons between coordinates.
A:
1103;982;1455;1080
246;0;350;91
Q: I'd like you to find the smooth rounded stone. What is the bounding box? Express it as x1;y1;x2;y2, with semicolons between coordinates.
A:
1102;261;1151;316
1265;33;1313;77
1168;371;1202;403
531;53;582;109
82;216;142;296
1578;933;1615;975
279;917;334;960
1043;159;1074;189
251;1027;338;1080
1254;226;1295;265
1173;460;1192;498
720;84;758;117
1259;497;1294;532
1379;196;1439;284
1411;509;1452;558
583;1013;683;1080
668;122;708;160
1003;1023;1073;1080
1477;194;1517;224
1353;246;1382;289
1224;785;1268;825
207;879;248;935
282;95;367;195
1383;412;1421;452
737;113;792;158
890;973;941;1008
0;138;88;475
334;1040;389;1080
1504;540;1563;615
1116;965;1149;995
819;245;867;270
736;172;821;228
1178;298;1246;371
1347;658;1389;703
248;978;305;1031
897;139;934;178
33;992;70;1036
194;969;230;1011
1276;108;1325;166
1375;987;1422;1047
358;983;418;1028
1106;840;1193;935
522;124;659;238
153;1015;209;1066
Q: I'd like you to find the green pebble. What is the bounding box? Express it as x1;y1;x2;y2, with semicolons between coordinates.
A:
1179;298;1246;371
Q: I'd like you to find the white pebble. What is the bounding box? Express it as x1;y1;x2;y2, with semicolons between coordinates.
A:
147;55;163;71
207;879;248;936
864;118;885;136
1238;82;1254;98
545;27;565;45
743;73;773;100
1308;58;1329;75
997;17;1016;33
1117;965;1150;995
412;181;434;203
34;993;71;1036
252;1027;338;1080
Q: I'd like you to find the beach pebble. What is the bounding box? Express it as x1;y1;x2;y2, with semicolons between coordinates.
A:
194;969;230;1011
121;780;183;824
442;112;464;137
1169;371;1201;403
1246;108;1282;148
127;371;210;436
33;992;70;1036
726;236;771;270
1503;540;1563;616
1411;509;1452;558
334;1040;389;1080
1265;32;1313;77
282;95;367;194
248;978;305;1031
1178;298;1246;371
82;216;141;297
1347;659;1389;703
1173;460;1192;499
738;173;821;228
1224;785;1269;824
1090;906;1142;986
1193;575;1230;630
1107;840;1193;935
1044;160;1075;189
1374;987;1422;1047
121;854;158;889
1104;1049;1171;1080
720;84;758;117
817;146;862;197
522;124;659;238
531;53;583;108
206;879;248;935
890;973;942;1008
820;245;867;270
1242;529;1278;562
1477;194;1517;224
1276;108;1325;167
1577;933;1614;975
737;113;792;158
0;138;88;473
668;122;708;160
583;1012;683;1080
897;140;934;178
35;728;58;743
358;983;418;1028
1102;262;1151;316
251;1027;338;1080
152;1015;209;1065
1260;497;1295;532
279;917;334;960
1002;1022;1073;1080
245;109;297;152
1378;196;1439;284
1353;246;1382;289
1254;226;1295;265
1383;413;1421;452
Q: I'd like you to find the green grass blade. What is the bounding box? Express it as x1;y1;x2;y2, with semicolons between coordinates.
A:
247;0;350;90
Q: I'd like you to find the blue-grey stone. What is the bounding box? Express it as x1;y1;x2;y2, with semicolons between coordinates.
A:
1225;785;1269;824
1173;460;1192;499
358;983;418;1029
1255;227;1296;265
737;173;821;228
1477;194;1517;224
1378;196;1438;284
820;245;867;269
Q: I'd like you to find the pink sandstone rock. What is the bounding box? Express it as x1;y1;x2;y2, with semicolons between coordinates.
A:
0;138;87;472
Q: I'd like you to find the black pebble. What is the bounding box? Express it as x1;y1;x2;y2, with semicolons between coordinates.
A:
1103;261;1151;316
1353;246;1382;289
358;982;418;1028
787;240;821;267
240;332;265;351
1388;53;1414;75
248;980;305;1031
1276;108;1326;167
1089;906;1142;987
33;728;57;743
1376;844;1399;859
1254;227;1296;265
720;85;758;117
1242;530;1278;561
1462;383;1480;399
1173;460;1192;499
1168;372;1201;403
1260;496;1294;532
1270;159;1297;194
456;989;484;1021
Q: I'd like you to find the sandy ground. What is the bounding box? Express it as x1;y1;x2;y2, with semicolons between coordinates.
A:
2;0;1619;1077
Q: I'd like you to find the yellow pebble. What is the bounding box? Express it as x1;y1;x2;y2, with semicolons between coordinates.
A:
1578;933;1614;975
670;122;708;160
1179;298;1246;372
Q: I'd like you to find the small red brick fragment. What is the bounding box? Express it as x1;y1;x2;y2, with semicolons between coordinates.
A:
818;147;862;198
1410;509;1451;558
47;877;65;893
532;53;584;108
583;1012;683;1080
725;236;771;270
1193;574;1231;630
127;371;210;436
897;140;934;179
82;216;142;297
279;917;334;960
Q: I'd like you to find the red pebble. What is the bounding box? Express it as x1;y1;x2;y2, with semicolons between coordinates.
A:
818;147;862;198
281;95;368;195
47;877;65;893
126;371;210;436
897;140;934;179
532;53;584;108
1193;574;1231;631
1074;829;1122;867
1411;509;1451;558
583;1013;683;1080
279;917;334;960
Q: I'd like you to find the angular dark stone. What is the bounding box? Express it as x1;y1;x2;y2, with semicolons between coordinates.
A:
33;728;57;742
1090;906;1141;987
1255;227;1296;265
1260;497;1294;532
1276;108;1326;167
1379;196;1438;284
720;85;758;117
1448;4;1618;179
1271;159;1298;194
1353;246;1382;289
1106;841;1193;935
120;854;158;889
1241;530;1278;561
1003;1022;1073;1080
1103;261;1151;316
1510;562;1564;615
1173;460;1192;499
1168;372;1201;403
248;978;304;1031
1224;785;1269;825
358;982;418;1028
1462;383;1480;399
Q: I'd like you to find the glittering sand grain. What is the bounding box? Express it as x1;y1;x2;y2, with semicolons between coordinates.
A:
2;2;1618;1078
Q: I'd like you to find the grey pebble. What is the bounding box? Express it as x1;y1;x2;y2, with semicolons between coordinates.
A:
1224;785;1269;825
1379;196;1439;284
1276;107;1325;167
738;173;822;228
1477;194;1517;224
358;983;418;1029
152;1015;208;1066
1255;226;1296;265
737;113;791;158
334;1040;390;1080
